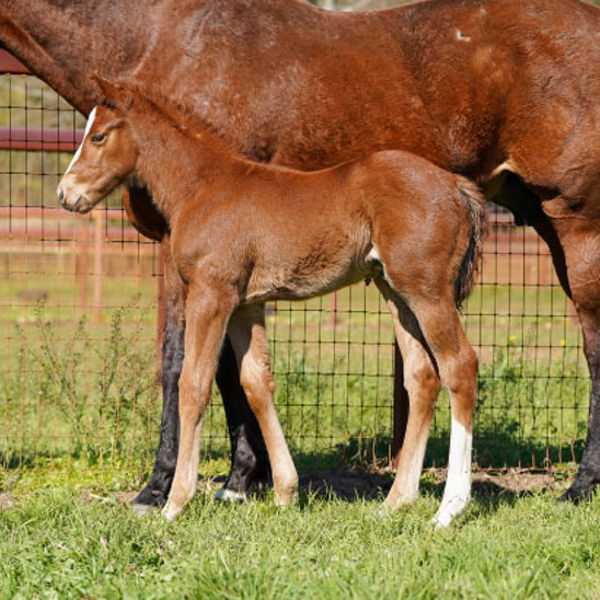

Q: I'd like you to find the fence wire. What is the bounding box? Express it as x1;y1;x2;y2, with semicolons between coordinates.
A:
0;70;590;477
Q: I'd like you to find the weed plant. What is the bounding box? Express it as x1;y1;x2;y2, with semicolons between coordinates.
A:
0;300;159;470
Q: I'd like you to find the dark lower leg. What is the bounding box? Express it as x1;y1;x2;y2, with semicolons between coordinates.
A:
132;316;185;507
536;215;600;503
216;336;271;496
560;308;600;502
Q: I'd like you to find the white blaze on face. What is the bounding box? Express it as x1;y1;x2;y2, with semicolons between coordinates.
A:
64;106;97;176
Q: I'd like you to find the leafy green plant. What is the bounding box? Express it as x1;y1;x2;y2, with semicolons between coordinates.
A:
1;298;159;468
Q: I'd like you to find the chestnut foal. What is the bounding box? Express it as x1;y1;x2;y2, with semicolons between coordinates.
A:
58;81;484;526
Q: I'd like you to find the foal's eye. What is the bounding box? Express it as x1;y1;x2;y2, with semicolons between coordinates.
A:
91;133;107;144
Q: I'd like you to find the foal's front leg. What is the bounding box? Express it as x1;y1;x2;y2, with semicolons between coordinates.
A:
227;305;299;506
162;285;235;522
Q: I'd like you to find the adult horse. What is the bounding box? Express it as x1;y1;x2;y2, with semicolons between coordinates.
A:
2;0;600;507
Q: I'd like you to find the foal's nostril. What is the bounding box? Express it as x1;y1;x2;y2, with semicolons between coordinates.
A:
58;188;65;205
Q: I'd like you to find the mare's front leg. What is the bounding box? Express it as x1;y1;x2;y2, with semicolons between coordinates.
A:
162;284;235;521
227;305;298;506
132;238;184;511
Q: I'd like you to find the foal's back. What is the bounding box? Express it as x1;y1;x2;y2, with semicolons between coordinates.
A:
172;150;481;304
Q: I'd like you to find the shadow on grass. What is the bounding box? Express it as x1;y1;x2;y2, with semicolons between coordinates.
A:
2;427;580;518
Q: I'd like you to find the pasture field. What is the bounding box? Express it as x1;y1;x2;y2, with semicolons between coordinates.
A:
0;278;591;475
2;475;600;599
0;277;591;473
0;34;599;600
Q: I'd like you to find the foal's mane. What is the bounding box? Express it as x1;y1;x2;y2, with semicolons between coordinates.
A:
94;76;245;163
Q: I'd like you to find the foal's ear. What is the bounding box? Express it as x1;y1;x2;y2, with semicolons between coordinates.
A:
90;74;133;111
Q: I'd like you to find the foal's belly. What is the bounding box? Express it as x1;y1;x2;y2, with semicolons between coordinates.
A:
241;258;379;304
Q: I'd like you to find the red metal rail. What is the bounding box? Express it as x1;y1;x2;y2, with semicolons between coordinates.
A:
0;50;84;151
0;126;83;152
0;49;29;74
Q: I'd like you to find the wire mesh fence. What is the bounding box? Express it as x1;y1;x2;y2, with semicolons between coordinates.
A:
0;62;590;478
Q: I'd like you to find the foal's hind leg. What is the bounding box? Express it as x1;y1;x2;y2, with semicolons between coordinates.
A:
227;305;298;506
378;282;477;526
409;297;477;528
375;284;441;509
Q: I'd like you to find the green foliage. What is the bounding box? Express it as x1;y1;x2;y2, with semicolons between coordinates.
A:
0;299;159;468
2;487;600;598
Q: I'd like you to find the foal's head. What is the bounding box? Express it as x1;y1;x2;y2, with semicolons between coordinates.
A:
58;102;137;213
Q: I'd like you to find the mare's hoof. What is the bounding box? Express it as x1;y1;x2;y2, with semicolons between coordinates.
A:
130;487;169;516
558;484;595;505
130;502;160;517
214;487;247;502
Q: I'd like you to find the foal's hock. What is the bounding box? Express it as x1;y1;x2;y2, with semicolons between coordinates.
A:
58;80;484;527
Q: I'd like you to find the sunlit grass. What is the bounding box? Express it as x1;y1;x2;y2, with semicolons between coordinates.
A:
2;483;600;598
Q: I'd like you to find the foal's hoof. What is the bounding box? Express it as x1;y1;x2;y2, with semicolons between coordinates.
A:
161;501;181;523
274;488;299;508
429;513;451;530
430;495;471;529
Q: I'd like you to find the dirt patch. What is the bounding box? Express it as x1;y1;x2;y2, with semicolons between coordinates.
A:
299;470;392;501
471;469;567;496
296;468;572;501
0;468;571;511
0;493;15;510
194;467;574;503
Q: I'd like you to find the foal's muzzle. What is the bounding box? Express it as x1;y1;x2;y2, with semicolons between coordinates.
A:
57;178;94;213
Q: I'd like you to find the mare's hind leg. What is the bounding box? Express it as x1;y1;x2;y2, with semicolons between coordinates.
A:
227;304;298;506
375;282;441;509
538;213;600;502
162;284;235;522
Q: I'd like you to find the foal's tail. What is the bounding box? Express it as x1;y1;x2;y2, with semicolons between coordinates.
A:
454;177;487;309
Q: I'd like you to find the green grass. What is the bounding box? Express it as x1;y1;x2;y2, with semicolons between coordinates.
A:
2;482;600;598
0;280;591;476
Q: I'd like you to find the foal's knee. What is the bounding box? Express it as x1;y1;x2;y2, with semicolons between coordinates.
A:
404;360;440;410
178;374;212;421
239;358;275;414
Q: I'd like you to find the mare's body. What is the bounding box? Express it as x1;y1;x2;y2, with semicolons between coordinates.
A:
3;0;600;504
58;84;484;525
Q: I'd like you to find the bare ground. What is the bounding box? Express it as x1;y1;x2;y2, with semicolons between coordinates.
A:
0;468;575;511
197;467;573;502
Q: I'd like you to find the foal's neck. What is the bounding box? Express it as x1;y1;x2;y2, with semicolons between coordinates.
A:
129;103;249;222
